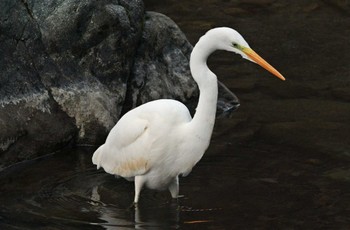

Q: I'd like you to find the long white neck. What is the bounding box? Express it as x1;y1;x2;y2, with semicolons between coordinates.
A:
189;35;219;142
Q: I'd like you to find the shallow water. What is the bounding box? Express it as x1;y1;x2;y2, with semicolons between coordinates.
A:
1;1;350;229
0;131;349;229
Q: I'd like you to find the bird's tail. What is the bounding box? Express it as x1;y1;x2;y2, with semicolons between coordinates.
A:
92;145;104;169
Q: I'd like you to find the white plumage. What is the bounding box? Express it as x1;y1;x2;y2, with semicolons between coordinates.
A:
92;27;284;203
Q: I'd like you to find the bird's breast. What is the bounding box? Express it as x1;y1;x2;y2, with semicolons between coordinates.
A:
143;169;176;190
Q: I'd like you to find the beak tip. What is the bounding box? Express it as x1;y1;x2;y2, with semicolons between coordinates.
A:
243;48;285;82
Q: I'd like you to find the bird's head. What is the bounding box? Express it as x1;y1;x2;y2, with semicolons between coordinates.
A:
206;27;285;81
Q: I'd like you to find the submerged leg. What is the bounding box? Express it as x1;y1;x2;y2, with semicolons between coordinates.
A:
168;176;179;198
134;176;145;204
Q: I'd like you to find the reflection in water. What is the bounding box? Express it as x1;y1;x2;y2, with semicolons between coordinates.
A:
89;191;134;229
89;185;132;229
0;136;349;229
134;201;180;230
91;186;100;203
0;147;223;229
90;185;180;229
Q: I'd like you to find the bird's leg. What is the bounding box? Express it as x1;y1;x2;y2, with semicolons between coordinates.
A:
134;176;145;204
168;176;180;199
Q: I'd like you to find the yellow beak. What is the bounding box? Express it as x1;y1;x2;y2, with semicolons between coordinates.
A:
242;47;285;81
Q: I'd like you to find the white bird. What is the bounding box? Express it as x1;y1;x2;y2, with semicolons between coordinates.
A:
92;27;285;204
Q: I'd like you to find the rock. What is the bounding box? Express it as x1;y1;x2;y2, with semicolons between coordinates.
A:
0;0;144;167
0;0;145;169
0;0;78;169
216;81;240;117
0;0;239;169
122;11;197;113
123;11;239;115
33;0;145;143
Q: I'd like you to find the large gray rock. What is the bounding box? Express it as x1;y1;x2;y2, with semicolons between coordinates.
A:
0;0;238;170
0;0;146;169
123;11;197;113
34;0;145;142
123;11;239;115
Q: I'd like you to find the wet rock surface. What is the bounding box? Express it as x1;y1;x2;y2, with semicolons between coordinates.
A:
0;0;145;168
0;0;350;229
0;0;237;168
122;11;196;113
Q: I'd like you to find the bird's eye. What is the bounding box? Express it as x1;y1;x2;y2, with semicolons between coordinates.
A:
232;43;238;48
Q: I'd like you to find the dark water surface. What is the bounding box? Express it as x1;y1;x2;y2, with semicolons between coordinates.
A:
1;1;350;229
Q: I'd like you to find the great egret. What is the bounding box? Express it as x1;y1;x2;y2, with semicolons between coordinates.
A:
92;27;285;203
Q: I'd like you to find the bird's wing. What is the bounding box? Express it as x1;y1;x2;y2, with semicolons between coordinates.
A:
93;99;193;178
109;116;149;149
94;115;152;178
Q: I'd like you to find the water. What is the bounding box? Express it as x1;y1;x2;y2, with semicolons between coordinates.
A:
0;131;349;229
1;1;350;229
